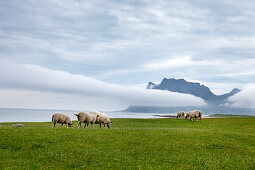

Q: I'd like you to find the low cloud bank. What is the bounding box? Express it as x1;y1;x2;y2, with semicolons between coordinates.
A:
228;84;255;109
0;61;205;110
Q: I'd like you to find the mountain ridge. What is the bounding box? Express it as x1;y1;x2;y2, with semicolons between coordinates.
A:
147;78;241;105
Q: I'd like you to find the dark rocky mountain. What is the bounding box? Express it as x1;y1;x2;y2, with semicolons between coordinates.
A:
147;78;241;105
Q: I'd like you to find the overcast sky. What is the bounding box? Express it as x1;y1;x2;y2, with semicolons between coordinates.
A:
0;0;255;110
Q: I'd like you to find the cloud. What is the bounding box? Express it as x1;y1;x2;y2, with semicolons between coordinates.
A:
0;61;205;110
0;89;127;111
228;84;255;109
97;55;255;82
140;56;193;70
1;0;255;103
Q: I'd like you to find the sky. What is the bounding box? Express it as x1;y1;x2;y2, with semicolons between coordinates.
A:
0;0;255;110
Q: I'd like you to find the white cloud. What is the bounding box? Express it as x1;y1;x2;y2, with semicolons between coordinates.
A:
140;56;193;70
228;84;255;109
204;82;243;95
1;0;255;101
0;61;206;110
97;55;255;80
0;89;126;111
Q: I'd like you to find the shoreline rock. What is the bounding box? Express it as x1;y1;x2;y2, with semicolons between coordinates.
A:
11;124;24;127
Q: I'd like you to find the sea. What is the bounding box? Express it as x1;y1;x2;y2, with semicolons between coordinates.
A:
0;108;178;123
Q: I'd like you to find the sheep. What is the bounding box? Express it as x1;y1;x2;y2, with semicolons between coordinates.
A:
187;110;202;121
11;124;24;127
74;112;99;129
52;113;73;128
185;112;190;119
176;111;185;119
90;111;112;128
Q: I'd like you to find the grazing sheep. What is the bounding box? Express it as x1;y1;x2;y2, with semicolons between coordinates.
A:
187;110;202;121
176;111;185;119
90;111;112;128
52;113;73;128
74;112;99;129
11;124;24;127
185;112;190;119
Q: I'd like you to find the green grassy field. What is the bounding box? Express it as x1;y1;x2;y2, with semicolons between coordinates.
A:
1;118;255;169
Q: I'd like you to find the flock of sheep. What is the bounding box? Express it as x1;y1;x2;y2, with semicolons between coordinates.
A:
176;110;202;121
52;111;112;128
51;110;202;128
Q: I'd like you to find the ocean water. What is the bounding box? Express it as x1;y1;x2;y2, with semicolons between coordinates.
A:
0;108;176;122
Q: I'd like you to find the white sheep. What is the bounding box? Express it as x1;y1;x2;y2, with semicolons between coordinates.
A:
74;112;99;129
90;111;112;128
176;111;185;119
52;113;73;128
187;110;202;121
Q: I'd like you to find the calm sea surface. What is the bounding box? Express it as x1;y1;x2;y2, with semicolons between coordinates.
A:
0;108;176;122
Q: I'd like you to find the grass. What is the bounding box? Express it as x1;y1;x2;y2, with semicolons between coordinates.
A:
0;118;255;169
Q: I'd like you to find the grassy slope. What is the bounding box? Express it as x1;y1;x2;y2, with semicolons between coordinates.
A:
0;118;255;169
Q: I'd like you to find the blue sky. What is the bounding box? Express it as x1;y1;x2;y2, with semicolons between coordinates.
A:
0;0;255;110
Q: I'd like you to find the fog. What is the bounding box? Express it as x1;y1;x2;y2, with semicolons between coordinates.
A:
228;84;255;109
0;61;205;110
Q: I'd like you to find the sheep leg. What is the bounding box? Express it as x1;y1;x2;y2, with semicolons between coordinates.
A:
61;123;63;127
78;122;81;128
91;122;94;129
52;122;56;128
99;123;101;129
84;123;87;129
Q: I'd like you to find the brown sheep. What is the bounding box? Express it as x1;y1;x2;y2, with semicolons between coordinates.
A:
52;113;73;128
185;112;190;119
176;111;185;119
187;110;202;121
74;112;99;129
90;111;112;128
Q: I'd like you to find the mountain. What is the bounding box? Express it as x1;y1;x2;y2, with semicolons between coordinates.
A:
147;78;241;105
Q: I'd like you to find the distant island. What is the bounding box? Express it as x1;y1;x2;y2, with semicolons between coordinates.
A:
123;78;254;114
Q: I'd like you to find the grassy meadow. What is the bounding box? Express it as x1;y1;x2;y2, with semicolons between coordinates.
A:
0;117;255;169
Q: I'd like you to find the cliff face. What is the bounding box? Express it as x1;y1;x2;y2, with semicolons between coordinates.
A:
147;78;240;105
